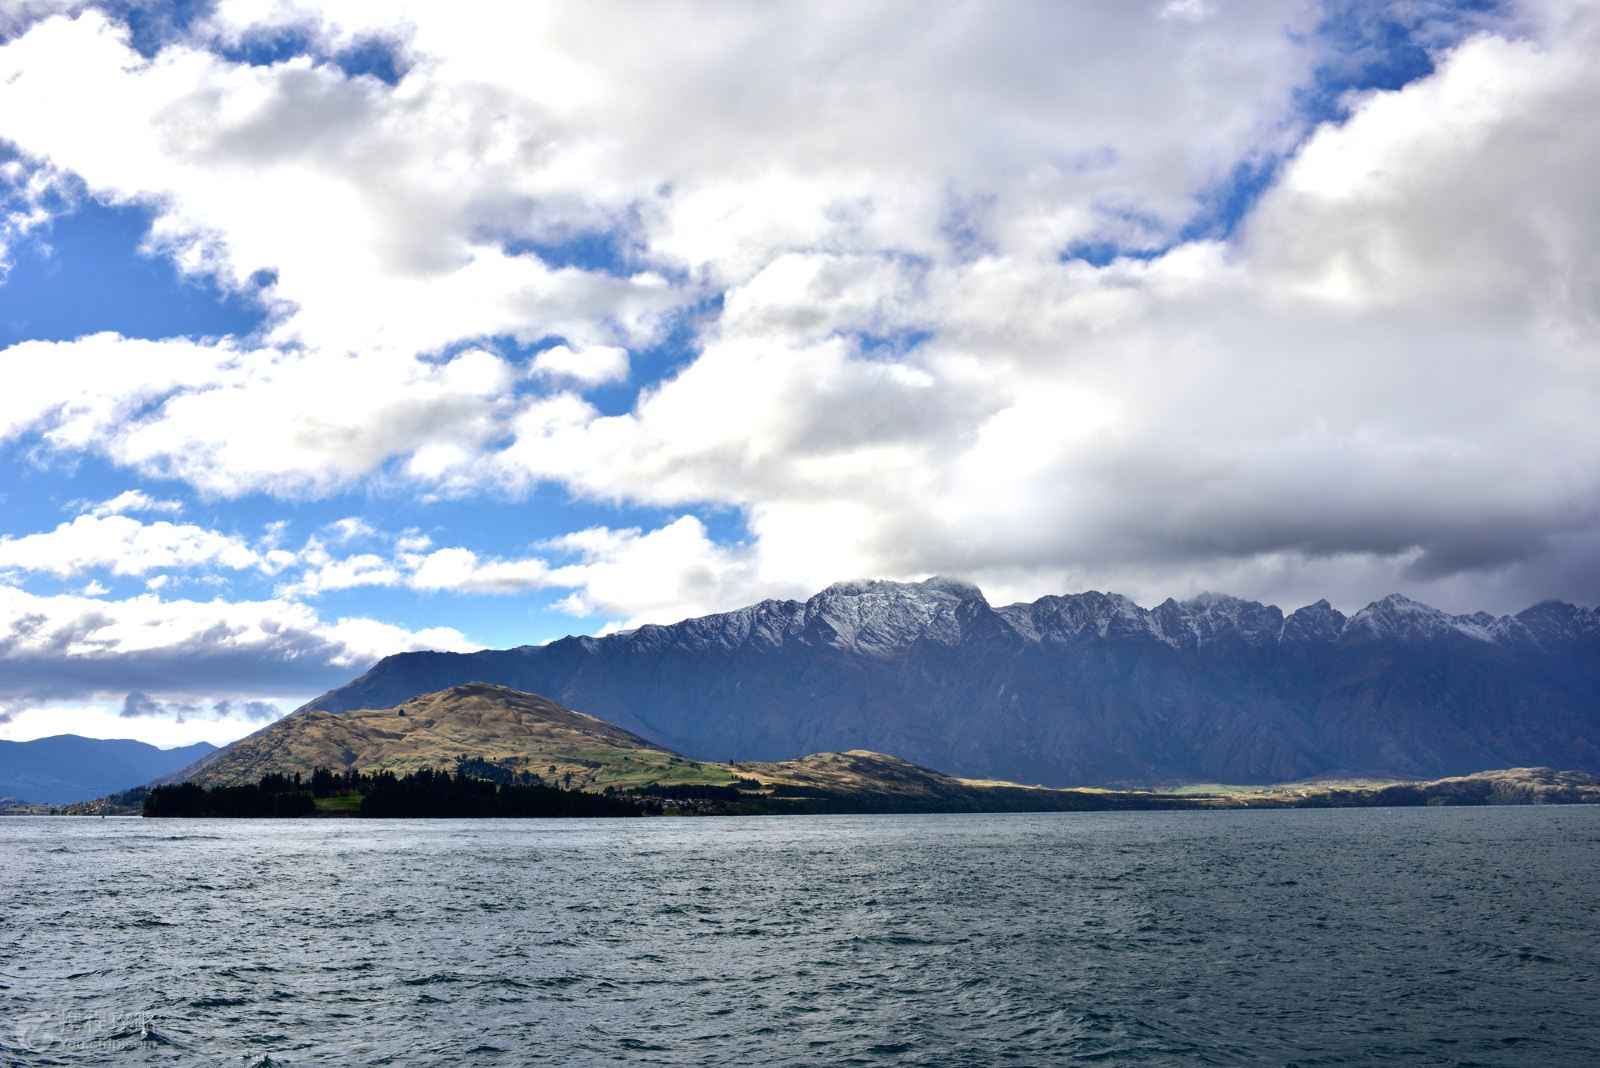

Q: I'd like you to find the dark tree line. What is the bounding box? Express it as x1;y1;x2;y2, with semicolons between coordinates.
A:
359;767;651;818
144;774;316;818
144;765;654;818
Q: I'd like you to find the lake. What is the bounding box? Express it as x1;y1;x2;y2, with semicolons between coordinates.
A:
2;807;1597;1065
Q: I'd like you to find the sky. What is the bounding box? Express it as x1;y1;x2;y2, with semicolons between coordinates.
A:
0;0;1597;747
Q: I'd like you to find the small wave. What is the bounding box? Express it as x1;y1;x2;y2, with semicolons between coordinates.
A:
851;932;943;946
139;1021;175;1045
866;1041;914;1055
156;834;225;841
401;972;465;986
106;1020;186;1048
616;1037;671;1052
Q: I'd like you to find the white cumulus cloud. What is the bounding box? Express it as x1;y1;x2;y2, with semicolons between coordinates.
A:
0;582;475;711
0;514;269;577
85;489;184;517
528;344;629;388
0;1;1594;625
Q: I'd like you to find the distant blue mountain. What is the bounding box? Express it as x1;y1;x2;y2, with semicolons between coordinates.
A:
299;579;1600;787
0;736;218;805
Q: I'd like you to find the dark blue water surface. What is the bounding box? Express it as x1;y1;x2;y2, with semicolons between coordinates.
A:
2;807;1598;1066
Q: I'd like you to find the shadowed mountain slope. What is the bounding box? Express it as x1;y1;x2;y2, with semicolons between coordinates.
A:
0;736;217;805
168;685;1600;815
298;580;1600;786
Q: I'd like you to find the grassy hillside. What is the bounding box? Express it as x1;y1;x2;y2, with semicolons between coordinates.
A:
183;683;740;792
730;751;1175;812
1243;767;1600;807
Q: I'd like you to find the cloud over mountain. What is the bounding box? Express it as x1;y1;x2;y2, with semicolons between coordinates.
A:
0;2;1595;741
0;584;473;724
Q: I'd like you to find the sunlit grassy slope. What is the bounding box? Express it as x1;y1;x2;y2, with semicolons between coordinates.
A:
183;683;737;792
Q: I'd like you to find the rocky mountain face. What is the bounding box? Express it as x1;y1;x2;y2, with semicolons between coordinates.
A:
303;579;1600;786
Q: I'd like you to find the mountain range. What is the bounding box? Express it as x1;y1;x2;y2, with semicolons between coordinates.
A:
0;736;217;805
292;579;1600;786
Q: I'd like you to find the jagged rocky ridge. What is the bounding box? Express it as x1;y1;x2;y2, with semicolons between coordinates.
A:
303;579;1600;786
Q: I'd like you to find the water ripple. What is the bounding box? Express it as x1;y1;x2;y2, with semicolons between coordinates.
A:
1;808;1598;1064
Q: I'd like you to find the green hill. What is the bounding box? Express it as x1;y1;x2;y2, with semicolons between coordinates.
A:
176;683;740;792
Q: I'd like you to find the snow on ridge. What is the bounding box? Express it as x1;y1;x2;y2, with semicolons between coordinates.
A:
998;590;1157;642
1342;593;1512;643
808;576;984;651
1511;600;1600;645
579;582;1590;654
1155;593;1286;647
1281;599;1346;643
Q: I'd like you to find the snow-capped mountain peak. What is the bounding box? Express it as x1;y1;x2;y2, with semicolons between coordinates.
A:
1512;600;1600;646
1343;593;1501;642
1151;593;1286;648
589;581;1590;657
1281;599;1347;643
806;576;987;652
996;590;1156;642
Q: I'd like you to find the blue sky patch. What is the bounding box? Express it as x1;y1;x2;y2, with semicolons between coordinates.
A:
0;197;268;347
1060;0;1513;267
507;228;641;277
217;25;409;85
